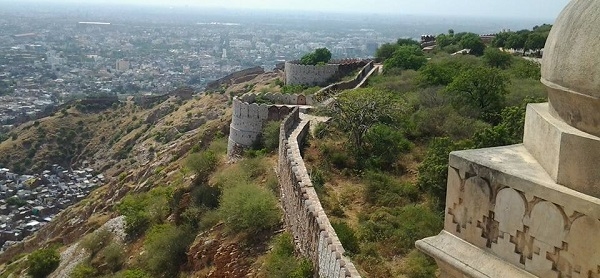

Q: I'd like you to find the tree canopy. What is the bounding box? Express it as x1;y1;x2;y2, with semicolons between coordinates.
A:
459;33;486;56
300;48;332;65
446;66;510;123
383;45;428;72
332;88;403;151
483;48;513;69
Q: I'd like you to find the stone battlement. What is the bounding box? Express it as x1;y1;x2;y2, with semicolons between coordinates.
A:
284;59;368;87
278;108;360;278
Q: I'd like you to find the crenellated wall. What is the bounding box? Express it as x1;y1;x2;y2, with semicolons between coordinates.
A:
227;97;297;157
239;92;315;106
278;108;361;278
284;61;340;86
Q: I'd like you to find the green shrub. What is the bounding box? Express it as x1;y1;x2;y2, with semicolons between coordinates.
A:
331;221;360;255
359;205;442;255
27;248;60;278
240;156;268;180
261;120;281;152
362;124;411;170
117;188;172;239
99;242;125;272
364;171;419;207
313;122;329;139
401;250;438;278
116;269;151;278
190;183;221;210
186;150;218;183
70;263;97;278
310;167;326;188
282;85;306;95
142;224;195;277
290;259;314;278
80;228;112;256
219;184;281;235
417;137;472;208
263;233;314;278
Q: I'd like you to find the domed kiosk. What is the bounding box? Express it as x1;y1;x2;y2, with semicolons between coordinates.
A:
416;1;600;277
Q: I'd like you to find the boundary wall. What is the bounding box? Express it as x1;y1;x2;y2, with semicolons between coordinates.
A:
278;108;361;278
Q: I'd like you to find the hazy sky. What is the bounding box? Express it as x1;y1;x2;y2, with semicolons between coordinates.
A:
17;0;571;20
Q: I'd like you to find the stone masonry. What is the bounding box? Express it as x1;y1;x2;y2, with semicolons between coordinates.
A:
278;108;360;278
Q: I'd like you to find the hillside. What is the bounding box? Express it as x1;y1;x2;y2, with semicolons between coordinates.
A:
0;69;308;277
0;39;549;278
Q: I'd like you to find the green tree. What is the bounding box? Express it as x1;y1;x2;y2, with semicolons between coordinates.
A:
383;45;427;71
332;88;403;151
27;248;60;278
396;38;421;47
510;59;541;79
459;33;485;56
483;48;513;69
435;34;453;48
375;43;399;61
300;48;332;65
505;31;528;52
417;56;481;86
524;32;547;53
446;66;510;122
491;32;512;48
472;97;543;148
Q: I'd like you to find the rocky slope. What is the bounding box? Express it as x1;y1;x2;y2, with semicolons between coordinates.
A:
0;70;287;277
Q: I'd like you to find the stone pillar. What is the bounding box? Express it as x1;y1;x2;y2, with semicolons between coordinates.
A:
417;1;600;277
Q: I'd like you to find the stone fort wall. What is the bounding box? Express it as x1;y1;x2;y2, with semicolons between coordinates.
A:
278;108;360;278
284;59;367;87
314;60;374;102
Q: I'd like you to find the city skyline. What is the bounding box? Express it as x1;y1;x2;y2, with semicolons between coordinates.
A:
3;0;570;20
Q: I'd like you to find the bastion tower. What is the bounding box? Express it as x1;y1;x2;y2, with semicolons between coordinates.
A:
417;1;600;277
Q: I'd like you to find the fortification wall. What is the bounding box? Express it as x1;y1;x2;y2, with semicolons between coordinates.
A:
285;61;340;86
240;92;315;106
205;66;265;91
278;108;360;278
227;97;296;157
315;60;375;101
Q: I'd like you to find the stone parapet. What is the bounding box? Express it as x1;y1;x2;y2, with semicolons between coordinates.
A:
417;144;600;278
278;108;360;278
